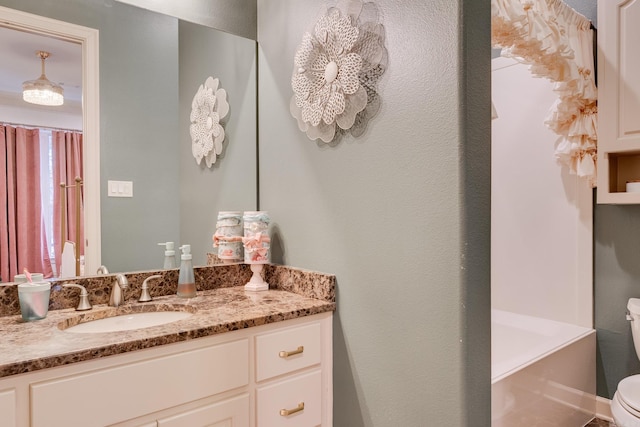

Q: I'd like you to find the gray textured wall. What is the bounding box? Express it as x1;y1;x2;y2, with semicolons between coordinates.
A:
257;0;491;424
595;206;640;398
565;0;597;27
115;0;257;40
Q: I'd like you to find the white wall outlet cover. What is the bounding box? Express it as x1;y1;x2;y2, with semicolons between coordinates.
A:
107;180;133;197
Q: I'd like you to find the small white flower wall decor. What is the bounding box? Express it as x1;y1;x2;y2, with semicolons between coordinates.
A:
290;0;387;143
190;76;230;167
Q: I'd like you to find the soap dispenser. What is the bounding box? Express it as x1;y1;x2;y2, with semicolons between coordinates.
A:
177;244;196;298
158;242;176;269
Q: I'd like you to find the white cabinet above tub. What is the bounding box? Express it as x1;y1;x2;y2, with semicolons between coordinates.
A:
0;313;332;427
597;0;640;203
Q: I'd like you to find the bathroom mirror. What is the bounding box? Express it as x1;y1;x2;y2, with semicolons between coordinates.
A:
0;0;257;281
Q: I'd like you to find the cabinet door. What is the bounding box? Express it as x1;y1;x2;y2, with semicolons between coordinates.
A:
597;0;640;202
599;0;640;147
157;394;249;427
30;339;249;427
0;388;16;427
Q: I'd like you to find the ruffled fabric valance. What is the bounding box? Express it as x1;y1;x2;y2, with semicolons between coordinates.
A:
492;0;597;186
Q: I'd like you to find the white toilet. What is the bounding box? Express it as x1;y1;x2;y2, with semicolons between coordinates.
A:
612;298;640;427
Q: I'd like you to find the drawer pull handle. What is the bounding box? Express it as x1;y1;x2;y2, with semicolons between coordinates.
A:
279;346;304;358
280;402;304;416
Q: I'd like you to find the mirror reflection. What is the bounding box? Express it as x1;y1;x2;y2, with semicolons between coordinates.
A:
0;26;84;282
0;0;257;283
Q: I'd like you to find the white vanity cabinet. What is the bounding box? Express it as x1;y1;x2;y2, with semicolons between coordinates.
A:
597;0;640;203
0;312;332;427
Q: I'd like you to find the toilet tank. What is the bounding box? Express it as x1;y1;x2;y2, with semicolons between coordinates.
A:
628;299;640;359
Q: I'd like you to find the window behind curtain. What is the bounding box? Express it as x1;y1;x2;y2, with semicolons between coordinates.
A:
39;129;56;277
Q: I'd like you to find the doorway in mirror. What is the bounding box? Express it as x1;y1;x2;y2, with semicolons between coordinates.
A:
0;5;100;281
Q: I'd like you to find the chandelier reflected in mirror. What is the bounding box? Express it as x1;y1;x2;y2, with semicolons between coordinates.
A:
22;50;64;106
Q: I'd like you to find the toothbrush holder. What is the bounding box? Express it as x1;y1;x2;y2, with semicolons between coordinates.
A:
17;282;51;321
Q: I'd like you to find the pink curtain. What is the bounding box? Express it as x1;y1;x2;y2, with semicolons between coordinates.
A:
0;125;53;282
52;131;84;275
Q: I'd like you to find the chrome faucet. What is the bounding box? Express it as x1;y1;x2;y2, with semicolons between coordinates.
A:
109;274;129;307
62;283;92;311
139;275;162;302
96;265;109;275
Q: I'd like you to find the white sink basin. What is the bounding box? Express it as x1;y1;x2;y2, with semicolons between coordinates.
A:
64;311;192;333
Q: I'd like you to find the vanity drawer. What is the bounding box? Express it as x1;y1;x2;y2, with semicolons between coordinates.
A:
255;321;321;381
256;369;321;427
30;338;249;427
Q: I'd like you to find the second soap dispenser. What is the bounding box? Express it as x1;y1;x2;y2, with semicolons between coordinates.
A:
177;244;196;297
158;241;176;269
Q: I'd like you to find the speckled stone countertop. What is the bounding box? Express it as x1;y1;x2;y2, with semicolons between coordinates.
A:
0;264;335;379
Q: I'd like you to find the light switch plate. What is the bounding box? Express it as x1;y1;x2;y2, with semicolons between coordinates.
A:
107;180;133;197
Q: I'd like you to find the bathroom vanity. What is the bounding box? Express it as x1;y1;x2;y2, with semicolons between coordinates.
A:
0;265;335;427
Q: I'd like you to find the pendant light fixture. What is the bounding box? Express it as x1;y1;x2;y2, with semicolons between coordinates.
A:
22;50;64;106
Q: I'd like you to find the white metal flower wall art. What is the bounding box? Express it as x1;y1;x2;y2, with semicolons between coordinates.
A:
190;77;229;167
290;0;387;143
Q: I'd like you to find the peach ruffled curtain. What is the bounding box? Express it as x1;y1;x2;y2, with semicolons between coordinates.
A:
52;131;84;275
0;125;53;282
492;0;597;186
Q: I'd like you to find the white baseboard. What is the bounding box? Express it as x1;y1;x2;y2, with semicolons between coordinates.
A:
596;396;613;422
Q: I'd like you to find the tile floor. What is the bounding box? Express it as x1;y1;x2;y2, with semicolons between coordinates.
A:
586;418;614;426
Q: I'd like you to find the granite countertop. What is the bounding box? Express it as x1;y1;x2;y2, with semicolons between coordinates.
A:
0;265;336;379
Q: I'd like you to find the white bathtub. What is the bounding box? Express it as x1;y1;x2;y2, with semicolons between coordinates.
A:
491;310;596;426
